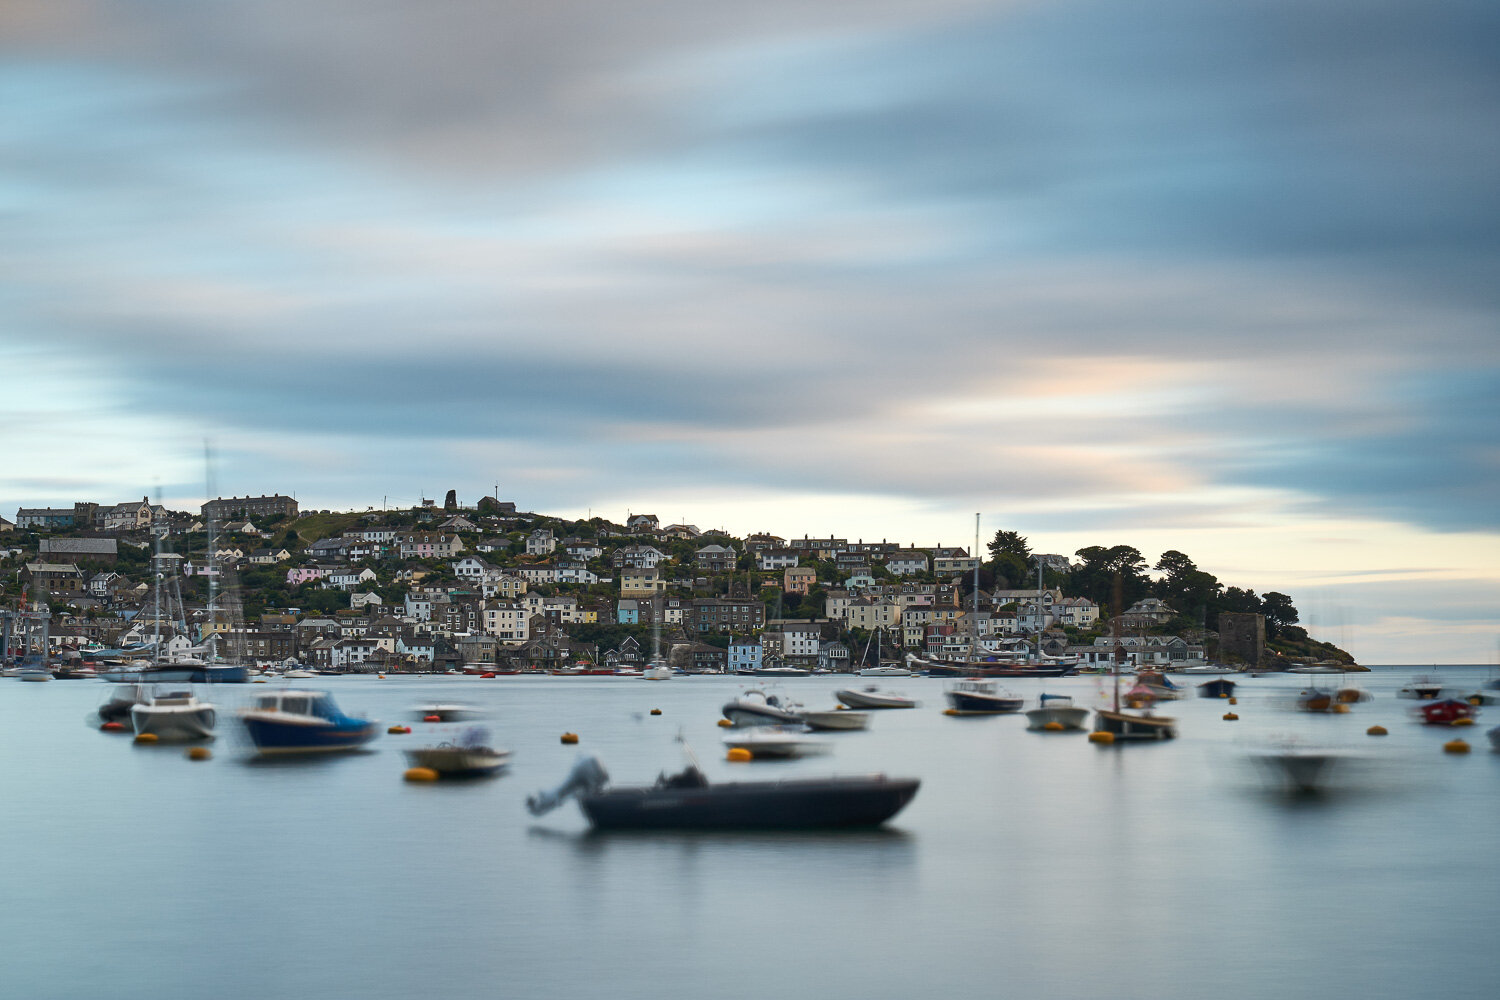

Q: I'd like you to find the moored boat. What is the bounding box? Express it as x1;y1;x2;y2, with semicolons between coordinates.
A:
527;757;920;831
943;679;1022;714
1197;678;1237;699
721;727;831;760
1398;675;1447;700
1415;698;1479;726
835;685;918;710
801;710;869;732
413;702;484;722
722;688;804;727
239;690;378;754
131;687;217;741
1024;693;1089;731
99;684;155;726
404;728;511;777
1093;708;1176;741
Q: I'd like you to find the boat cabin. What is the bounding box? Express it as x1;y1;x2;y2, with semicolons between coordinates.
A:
249;691;344;720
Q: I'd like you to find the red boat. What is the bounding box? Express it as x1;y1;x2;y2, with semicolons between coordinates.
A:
1416;699;1480;725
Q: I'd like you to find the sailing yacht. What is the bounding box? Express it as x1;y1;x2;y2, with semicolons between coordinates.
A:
1092;585;1176;741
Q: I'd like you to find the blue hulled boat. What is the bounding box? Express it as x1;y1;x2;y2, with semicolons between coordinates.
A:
239;690;378;754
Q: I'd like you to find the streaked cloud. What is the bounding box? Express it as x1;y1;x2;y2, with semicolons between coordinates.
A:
2;1;1497;660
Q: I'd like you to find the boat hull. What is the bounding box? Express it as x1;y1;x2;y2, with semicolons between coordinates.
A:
945;690;1022;713
722;703;804;727
801;710;869;731
131;703;216;740
404;747;511;777
835;688;917;710
240;714;378;754
579;776;920;831
1093;709;1176;741
1024;706;1090;731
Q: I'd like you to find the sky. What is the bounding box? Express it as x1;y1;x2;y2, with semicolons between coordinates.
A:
3;1;1497;663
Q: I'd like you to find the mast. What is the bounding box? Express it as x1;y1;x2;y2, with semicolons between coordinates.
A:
972;513;980;651
205;445;220;662
1111;574;1124;712
1035;557;1044;661
151;515;164;662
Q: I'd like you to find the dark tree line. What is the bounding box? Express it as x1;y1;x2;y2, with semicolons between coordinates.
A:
984;530;1300;638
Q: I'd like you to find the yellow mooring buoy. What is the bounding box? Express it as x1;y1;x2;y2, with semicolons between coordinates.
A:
717;718;733;727
560;732;579;744
1088;731;1115;744
650;708;662;716
1223;712;1239;721
404;767;440;782
1443;739;1471;754
726;747;753;762
1366;725;1388;736
1042;721;1065;732
186;746;212;761
134;733;159;744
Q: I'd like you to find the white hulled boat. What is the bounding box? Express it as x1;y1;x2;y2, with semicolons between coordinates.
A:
131;687;217;740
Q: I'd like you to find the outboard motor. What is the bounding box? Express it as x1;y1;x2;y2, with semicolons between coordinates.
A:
526;756;610;816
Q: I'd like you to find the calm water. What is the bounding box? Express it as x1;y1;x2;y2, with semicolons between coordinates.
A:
3;666;1497;1000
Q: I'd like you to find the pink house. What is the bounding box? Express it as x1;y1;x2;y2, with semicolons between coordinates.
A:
287;566;331;587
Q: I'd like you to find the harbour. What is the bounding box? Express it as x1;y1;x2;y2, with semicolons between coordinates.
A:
3;665;1496;1000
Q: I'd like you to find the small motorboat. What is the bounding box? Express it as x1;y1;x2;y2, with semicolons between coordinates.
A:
1415;698;1479;726
283;668;318;679
722;688;804;727
413;702;484;722
858;664;912;677
1249;745;1360;794
642;661;672;681
1133;670;1182;700
801;710;869;732
404;727;511;777
1295;688;1335;713
239;690;378;754
18;656;52;681
722;727;831;760
835;685;918;710
1398;675;1447;700
1024;693;1089;731
131;687;217;741
944;679;1022;715
1093;708;1176;741
753;666;811;678
98;684;155;726
1197;678;1237;699
527;756;920;831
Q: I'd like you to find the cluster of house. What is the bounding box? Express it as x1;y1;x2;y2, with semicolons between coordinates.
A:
5;498;1208;670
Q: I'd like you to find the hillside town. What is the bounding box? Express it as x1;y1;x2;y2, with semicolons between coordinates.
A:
1;492;1350;674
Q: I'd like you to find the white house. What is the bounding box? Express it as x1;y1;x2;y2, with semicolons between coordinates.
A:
526;528;556;556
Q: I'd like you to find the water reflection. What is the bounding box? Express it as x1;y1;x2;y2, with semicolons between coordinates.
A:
527;823;917;860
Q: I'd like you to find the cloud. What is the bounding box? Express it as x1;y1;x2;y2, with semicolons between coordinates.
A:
2;2;1498;657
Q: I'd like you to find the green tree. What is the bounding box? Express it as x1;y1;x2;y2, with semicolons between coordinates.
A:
1152;550;1221;626
1261;591;1299;640
987;530;1031;561
1069;545;1149;613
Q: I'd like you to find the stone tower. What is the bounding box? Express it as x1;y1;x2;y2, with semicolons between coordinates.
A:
1218;612;1266;667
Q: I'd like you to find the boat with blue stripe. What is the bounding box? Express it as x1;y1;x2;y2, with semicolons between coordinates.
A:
239;690;378;754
